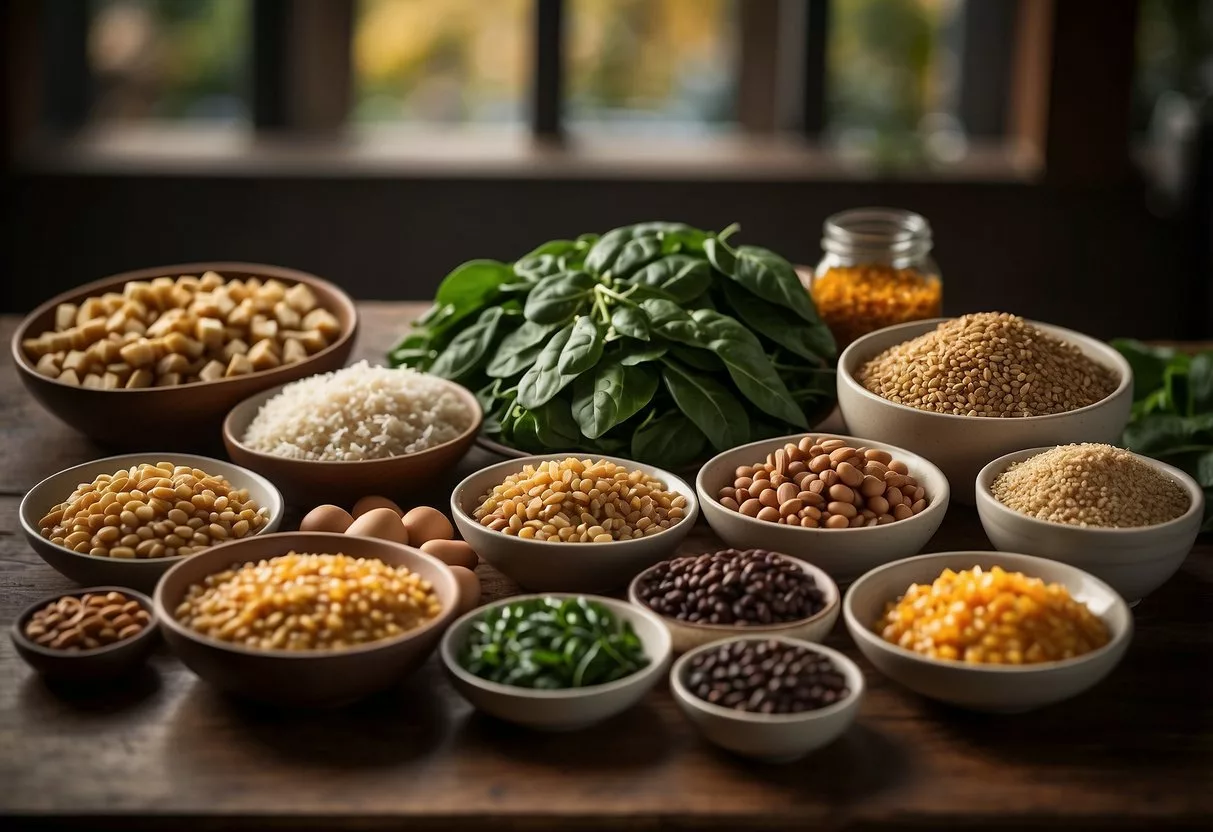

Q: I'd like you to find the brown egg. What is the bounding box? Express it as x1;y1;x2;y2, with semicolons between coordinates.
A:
420;539;478;570
346;507;410;544
401;506;454;545
450;565;481;614
299;504;353;533
352;495;403;518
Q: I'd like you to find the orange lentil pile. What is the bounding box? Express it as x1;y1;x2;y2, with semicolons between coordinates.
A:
811;265;941;347
876;566;1111;665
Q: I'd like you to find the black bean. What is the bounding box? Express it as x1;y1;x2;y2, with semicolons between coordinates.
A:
683;639;850;715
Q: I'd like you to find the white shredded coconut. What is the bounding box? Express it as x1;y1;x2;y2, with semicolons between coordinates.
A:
241;361;474;461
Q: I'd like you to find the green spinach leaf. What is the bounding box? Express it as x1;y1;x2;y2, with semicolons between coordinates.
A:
661;361;751;449
610;307;650;340
625;255;712;302
721;279;835;363
619;343;669;366
429;306;504;380
524;271;595;324
487;321;559;378
557;316;605;375
631;411;708;468
433;259;513;329
572;363;659;439
517;321;579;409
705;239;822;326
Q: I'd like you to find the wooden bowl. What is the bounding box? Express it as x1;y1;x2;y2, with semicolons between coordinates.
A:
223;375;483;507
154;532;470;707
11;262;358;451
11;586;160;682
19;453;284;593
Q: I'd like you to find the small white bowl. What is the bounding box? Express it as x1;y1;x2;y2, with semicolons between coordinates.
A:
843;551;1133;713
627;553;841;653
440;594;673;731
20;453;284;593
836;318;1133;505
975;447;1204;603
696;434;949;582
451;454;699;592
671;636;865;762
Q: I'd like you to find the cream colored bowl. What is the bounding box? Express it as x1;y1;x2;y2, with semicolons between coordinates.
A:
836;318;1133;505
843;551;1133;712
695;434;949;581
976;448;1204;603
450;455;698;593
19;453;284;593
440;594;673;731
627;553;840;653
671;636;864;762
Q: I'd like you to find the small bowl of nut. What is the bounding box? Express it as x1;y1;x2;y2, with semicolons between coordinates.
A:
696;434;949;581
11;587;159;681
451;455;699;593
19;453;284;592
628;549;840;653
11;262;357;450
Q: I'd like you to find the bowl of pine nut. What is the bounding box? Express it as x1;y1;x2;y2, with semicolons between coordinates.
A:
11;262;358;450
19;453;284;593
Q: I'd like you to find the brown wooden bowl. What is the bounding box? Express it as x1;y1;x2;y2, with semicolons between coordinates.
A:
154;532;470;707
222;376;483;508
11;262;359;451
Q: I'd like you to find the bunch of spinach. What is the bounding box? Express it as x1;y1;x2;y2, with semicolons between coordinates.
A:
1113;339;1213;531
388;221;837;469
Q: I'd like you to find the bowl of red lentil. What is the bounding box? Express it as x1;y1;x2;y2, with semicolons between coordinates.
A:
976;445;1204;603
153;531;468;706
836;314;1133;505
843;551;1133;713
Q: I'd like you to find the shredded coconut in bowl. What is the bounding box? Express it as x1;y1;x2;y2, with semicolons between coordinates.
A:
241;361;475;461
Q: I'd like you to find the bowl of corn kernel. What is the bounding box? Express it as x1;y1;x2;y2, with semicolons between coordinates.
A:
12;262;357;450
19;453;283;592
154;531;471;706
842;551;1132;713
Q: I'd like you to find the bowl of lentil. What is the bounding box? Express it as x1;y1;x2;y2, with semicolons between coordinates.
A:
976;445;1203;602
843;551;1133;712
451;455;698;592
670;636;864;762
154;531;467;706
12;262;358;451
19;453;283;593
836;314;1133;504
11;587;159;681
628;549;841;653
439;593;673;731
696;434;949;580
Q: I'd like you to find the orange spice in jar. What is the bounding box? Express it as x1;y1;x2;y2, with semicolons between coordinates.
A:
809;208;942;348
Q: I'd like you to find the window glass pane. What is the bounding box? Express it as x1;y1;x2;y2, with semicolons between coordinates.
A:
567;0;737;133
353;0;529;124
1133;0;1213;134
827;0;964;163
89;0;249;122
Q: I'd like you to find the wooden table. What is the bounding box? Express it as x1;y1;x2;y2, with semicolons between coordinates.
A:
2;303;1210;831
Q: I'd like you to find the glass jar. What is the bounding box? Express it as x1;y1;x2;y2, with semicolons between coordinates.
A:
809;207;942;348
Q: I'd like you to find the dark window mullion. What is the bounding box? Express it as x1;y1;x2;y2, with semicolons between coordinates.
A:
801;0;829;139
957;0;1016;137
532;0;564;140
252;0;290;130
42;0;91;131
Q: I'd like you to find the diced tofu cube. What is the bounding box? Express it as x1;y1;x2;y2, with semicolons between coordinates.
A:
195;317;225;351
302;308;340;339
106;362;132;377
156;372;181;387
227;299;254;327
197;359;226;382
168;285;193;310
126;368;155;388
244;277;262;293
119;339;158;368
156;352;190;375
273;301;301;330
199;271;225;291
49;332;76;353
97;340;123;364
84;340;109;368
250;316;278;342
123;281;155;308
222;338;249;360
82;373;104;389
298;329;328;353
77;317;109;347
176;274;200;292
55;303;78;332
100;292;125;312
163;331;204;358
21;336;51;358
259;279;287;303
102;372;122;389
225;279;247;302
284;283;318;315
58;368;80;386
247;339;281;371
77;297;107;325
123;318;147;337
213;289;236;318
282;338;307;364
191;293;221;318
105;309;128;333
62;350;89;373
225;353;254;377
35;353;60;377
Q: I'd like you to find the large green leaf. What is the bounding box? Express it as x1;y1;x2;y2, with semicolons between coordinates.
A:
705;239;822;325
619;343;669;366
624;255;712;302
720;279;835;363
429;306;504;380
433;260;514;330
557;316;605;376
631;411;708;468
523;271;595;324
584;222;704;278
611;306;650;341
660;361;750;449
517;321;580;409
572;363;659;439
486;320;559;378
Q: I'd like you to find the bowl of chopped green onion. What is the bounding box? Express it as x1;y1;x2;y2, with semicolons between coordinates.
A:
440;594;672;731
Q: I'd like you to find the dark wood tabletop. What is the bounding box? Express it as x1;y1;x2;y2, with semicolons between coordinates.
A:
2;303;1210;832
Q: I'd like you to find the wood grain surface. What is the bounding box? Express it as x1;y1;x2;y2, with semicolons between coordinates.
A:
2;305;1210;831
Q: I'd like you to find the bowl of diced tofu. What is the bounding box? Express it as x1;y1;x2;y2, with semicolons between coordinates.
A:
12;262;358;450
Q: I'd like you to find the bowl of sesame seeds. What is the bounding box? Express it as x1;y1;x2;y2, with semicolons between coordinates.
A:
976;444;1203;602
836;314;1133;504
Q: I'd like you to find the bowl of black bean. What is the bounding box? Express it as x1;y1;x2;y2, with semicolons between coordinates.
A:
671;636;864;762
628;549;840;654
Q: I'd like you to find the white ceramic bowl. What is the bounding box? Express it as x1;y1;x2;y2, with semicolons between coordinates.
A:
843;551;1133;713
671;636;865;762
975;447;1204;603
440;594;673;731
19;453;284;593
836;318;1133;505
451;454;698;592
696;434;949;581
627;553;841;653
